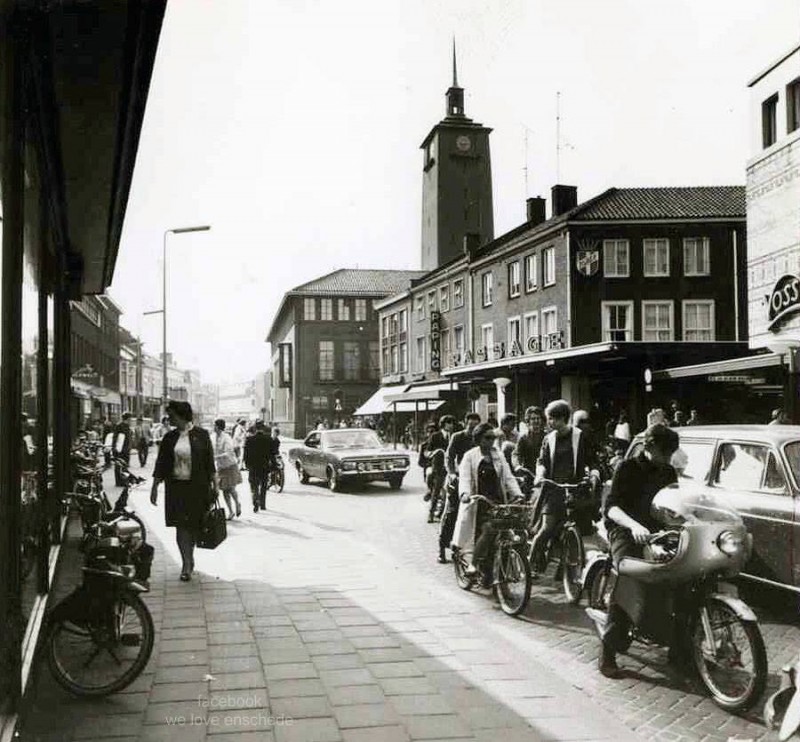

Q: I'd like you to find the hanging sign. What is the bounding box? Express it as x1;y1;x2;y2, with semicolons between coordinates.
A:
430;311;441;371
768;274;800;331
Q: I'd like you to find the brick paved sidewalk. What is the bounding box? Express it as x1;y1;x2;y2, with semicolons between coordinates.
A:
20;480;642;742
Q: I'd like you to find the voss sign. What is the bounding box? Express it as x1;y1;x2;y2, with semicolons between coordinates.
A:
768;274;800;331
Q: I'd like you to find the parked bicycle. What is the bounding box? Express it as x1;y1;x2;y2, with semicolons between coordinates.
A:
452;494;535;616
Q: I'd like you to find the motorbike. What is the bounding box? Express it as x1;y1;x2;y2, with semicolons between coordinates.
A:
584;484;767;712
765;653;800;740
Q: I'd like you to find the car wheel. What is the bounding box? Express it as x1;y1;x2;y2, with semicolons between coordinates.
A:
388;475;403;490
296;461;309;484
326;467;341;492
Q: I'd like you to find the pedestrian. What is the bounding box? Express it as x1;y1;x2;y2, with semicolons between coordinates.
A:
150;400;218;582
212;418;242;519
494;413;519;467
112;412;134;485
244;420;271;512
685;408;701;426
671;410;686;427
134;416;151;467
511;406;545;473
231;418;247;469
612;410;631;446
770;408;789;425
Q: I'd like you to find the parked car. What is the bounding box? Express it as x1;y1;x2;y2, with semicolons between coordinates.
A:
626;425;800;593
288;429;410;492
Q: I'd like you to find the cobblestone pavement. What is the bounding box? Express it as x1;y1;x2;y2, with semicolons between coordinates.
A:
20;447;800;742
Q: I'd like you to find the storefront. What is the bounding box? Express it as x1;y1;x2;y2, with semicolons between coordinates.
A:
0;2;167;735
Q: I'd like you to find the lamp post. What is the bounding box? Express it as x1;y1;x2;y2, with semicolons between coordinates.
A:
145;225;210;419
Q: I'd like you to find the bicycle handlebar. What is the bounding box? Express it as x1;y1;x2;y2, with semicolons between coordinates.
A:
536;478;591;490
468;494;534;509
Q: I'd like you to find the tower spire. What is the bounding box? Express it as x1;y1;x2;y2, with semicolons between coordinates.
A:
452;37;458;87
445;40;464;118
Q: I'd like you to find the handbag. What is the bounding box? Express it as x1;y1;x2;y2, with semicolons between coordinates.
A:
197;495;227;549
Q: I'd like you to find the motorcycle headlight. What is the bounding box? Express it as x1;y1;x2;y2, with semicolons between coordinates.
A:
717;530;745;556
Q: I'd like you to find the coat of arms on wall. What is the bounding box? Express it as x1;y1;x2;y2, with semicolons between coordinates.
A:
575;238;600;277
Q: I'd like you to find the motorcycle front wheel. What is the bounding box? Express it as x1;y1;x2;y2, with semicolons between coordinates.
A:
692;598;767;713
493;545;531;616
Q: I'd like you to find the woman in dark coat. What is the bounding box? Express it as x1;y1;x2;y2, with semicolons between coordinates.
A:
150;401;217;581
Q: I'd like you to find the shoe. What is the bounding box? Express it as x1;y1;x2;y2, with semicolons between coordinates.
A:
598;646;623;679
236;504;242;517
179;572;191;582
253;504;259;512
423;493;432;502
437;549;448;564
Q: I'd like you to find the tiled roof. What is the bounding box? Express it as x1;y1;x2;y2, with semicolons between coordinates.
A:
572;186;745;221
291;269;427;296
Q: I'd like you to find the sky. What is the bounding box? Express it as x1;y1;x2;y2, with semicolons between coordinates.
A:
110;0;800;385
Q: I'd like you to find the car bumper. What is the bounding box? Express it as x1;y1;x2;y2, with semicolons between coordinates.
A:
338;467;408;482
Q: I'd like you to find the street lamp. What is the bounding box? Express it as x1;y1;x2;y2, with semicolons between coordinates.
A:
145;225;211;418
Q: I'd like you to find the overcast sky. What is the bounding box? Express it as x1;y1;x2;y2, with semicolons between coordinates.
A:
110;0;800;385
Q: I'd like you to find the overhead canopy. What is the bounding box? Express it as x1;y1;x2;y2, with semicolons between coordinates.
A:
353;382;456;416
352;384;407;416
653;352;781;380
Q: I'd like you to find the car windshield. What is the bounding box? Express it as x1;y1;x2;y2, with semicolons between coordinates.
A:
784;441;800;485
651;483;741;526
323;430;382;450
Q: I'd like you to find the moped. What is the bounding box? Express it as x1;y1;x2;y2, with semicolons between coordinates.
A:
765;653;800;740
584;484;767;712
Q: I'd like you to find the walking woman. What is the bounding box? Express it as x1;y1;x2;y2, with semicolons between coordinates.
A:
212;418;242;519
150;401;217;582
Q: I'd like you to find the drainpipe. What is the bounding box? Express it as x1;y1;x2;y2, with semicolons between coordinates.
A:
732;229;740;342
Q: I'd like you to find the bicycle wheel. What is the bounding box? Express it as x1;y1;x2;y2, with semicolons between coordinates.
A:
560;526;585;605
452;548;474;591
47;588;154;697
268;468;284;493
493;545;531;616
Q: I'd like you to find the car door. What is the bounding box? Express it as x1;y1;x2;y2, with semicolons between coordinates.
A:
709;439;795;587
304;433;321;477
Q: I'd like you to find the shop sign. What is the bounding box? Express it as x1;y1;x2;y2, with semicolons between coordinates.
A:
449;331;564;367
707;374;767;385
767;274;800;331
430;311;441;371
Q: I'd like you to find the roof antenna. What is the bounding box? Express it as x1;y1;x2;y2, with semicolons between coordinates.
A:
556;91;561;183
452;36;458;87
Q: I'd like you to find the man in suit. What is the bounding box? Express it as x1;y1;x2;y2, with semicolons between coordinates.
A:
244;420;271;512
113;412;134;486
437;412;481;564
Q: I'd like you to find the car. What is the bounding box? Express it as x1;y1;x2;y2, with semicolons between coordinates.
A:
288;429;410;492
626;424;800;594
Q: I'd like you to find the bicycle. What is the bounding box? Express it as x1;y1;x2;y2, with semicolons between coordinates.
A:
529;477;597;605
266;455;285;493
421;449;446;523
452;494;535;616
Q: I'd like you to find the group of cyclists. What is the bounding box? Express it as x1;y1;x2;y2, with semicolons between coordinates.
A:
417;399;684;679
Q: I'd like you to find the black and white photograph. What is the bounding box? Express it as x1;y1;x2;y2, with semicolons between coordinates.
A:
1;1;800;741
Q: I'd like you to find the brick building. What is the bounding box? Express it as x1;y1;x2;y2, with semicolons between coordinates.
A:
267;269;425;438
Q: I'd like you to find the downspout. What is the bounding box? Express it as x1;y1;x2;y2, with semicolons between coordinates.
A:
732;228;740;342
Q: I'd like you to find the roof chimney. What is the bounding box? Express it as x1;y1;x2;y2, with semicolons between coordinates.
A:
551;185;578;217
526;197;546;226
463;232;481;260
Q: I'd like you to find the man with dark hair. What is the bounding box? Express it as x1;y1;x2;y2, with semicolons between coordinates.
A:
437;412;481;563
113;412;134;486
512;406;545;473
134;416;151;467
494;413;519;467
599;423;679;678
244;420;271;512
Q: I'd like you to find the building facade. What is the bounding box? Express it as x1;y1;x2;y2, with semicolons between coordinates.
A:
217;380;258;423
267;269;426;438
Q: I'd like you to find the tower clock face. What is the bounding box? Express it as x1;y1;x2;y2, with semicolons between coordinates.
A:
455;135;472;153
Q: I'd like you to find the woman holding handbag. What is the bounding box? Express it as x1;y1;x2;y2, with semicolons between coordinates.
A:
150;401;218;582
213;418;242;520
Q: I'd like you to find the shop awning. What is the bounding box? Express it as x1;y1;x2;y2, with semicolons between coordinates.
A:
653;352;782;380
353;381;457;415
352;384;407;416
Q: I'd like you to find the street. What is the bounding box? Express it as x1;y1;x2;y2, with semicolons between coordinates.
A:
21;448;800;742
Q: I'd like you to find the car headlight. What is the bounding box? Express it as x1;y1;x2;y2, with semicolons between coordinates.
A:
392;458;408;468
717;530;745;556
341;461;357;471
357;462;366;472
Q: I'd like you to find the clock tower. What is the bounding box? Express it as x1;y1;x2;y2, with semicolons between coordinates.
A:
420;45;494;271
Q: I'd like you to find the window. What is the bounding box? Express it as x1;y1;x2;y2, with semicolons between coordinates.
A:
453;279;464;308
715;443;787;494
453;325;464;364
643;239;670;277
368;341;379;379
439;285;450;312
398;309;407;333
318;341;334;380
338;299;350;321
642;301;674;341
603;240;630;278
304;298;316;321
415;295;426;321
543;247;556;286
481;324;494;358
481;271;493;306
524;254;539;292
382;345;390;376
320;298;333;320
508;261;521;298
381;316;388;341
507;316;521;347
763;93;778;148
441;329;451;368
683;300;715;341
343;341;360;380
523;311;539;348
390;345;398;374
683;237;710;276
541;307;558;347
354;299;368;321
788;78;800;134
415;336;427;373
601;301;633;342
427;290;437;315
398;341;408;373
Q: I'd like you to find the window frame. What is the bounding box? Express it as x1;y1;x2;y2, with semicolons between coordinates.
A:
439;285;450;313
788;77;800;134
343;340;360;381
683;237;710;277
480;323;494;358
524;253;539;292
682;300;715;342
452;324;464;364
337;298;350;321
507;315;521;348
763;93;779;148
542;247;556;287
643;238;670;278
427;290;437;315
318;340;335;381
523;311;539;348
415;295;426;321
415;336;427;373
303;297;316;321
641;300;674;342
603;239;630;278
354;298;368;322
320;298;333;321
508;261;521;298
452;279;464;308
541;305;558;347
601;300;634;342
481;271;493;307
